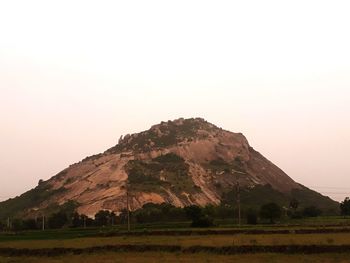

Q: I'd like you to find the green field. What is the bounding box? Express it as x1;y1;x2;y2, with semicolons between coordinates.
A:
1;219;350;262
1;232;350;249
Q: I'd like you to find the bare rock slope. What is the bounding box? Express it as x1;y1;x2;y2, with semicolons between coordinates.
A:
0;118;338;218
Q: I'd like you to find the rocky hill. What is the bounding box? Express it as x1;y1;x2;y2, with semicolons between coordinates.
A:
0;118;338;218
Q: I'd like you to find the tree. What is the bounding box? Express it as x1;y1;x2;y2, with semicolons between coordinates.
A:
340;197;350;216
184;205;202;221
246;209;258;225
94;210;109;226
260;203;282;224
22;219;37;230
12;219;23;231
119;209;127;224
134;207;161;223
287;198;302;219
191;215;214;227
72;212;83;228
203;205;216;218
184;205;214;228
289;198;299;211
48;211;68;229
302;206;322;217
71;213;93;228
94;210;116;226
215;205;235;219
59;201;78;223
110;212;117;225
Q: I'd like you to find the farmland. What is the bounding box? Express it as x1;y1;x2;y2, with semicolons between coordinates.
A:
1;252;350;263
1;218;350;262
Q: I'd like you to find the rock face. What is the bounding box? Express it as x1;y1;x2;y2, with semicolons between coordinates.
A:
0;118;338;218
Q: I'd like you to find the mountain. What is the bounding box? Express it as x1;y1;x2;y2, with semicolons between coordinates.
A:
0;118;338;219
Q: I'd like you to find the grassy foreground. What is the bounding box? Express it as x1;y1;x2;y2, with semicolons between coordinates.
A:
2;233;350;249
1;252;350;263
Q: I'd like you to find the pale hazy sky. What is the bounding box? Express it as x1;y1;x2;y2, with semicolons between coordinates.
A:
0;1;349;202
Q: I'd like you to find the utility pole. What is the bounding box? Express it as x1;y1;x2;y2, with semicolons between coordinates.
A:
7;217;10;230
126;183;130;232
42;215;45;231
236;182;241;226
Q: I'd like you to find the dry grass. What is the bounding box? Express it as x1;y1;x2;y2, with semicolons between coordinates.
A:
2;232;350;262
1;252;350;263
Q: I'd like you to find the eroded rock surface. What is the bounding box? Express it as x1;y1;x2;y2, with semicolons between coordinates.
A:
6;118;304;217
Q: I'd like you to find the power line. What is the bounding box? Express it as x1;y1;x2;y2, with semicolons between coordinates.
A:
126;183;130;232
236;182;241;226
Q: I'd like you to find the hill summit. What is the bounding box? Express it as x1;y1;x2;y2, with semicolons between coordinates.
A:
0;118;338;218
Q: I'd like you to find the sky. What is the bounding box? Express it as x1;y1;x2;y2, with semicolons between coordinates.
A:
0;0;349;202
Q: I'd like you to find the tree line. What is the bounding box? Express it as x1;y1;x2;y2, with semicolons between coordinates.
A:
2;196;348;231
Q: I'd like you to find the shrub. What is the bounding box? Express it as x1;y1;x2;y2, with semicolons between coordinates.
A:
246;209;258;225
11;218;23;231
340;197;350;216
154;153;184;163
94;210;116;226
191;215;214;228
287;210;304;219
302;206;322;217
260;203;282;224
184;205;214;228
48;211;68;229
22;218;38;230
184;205;202;220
